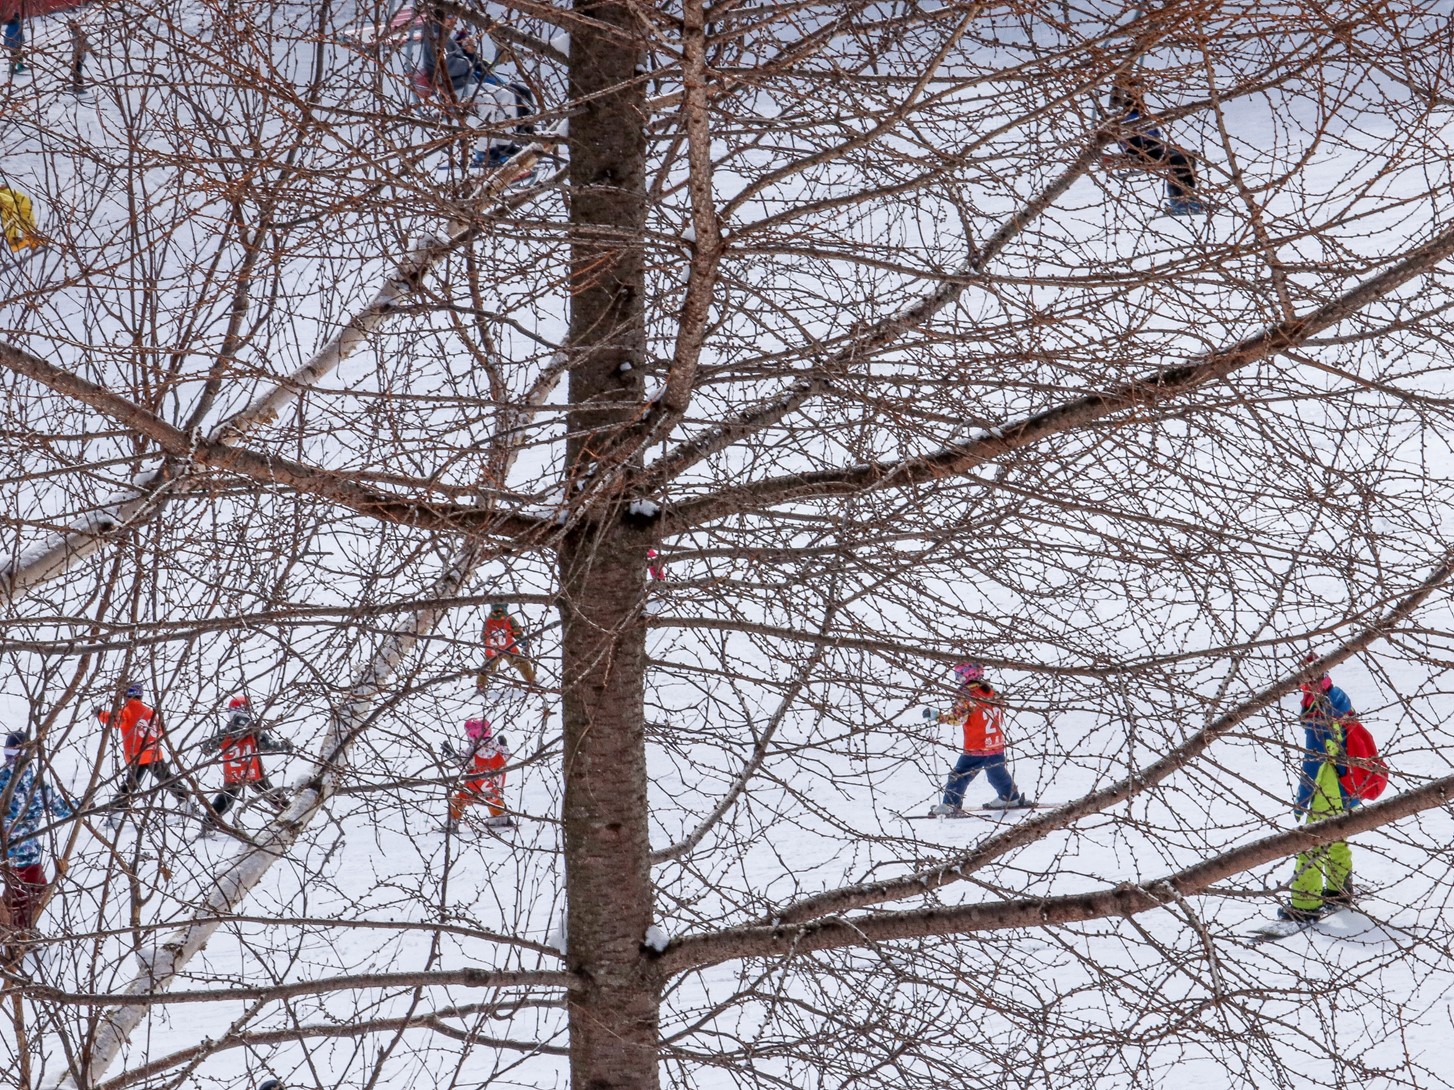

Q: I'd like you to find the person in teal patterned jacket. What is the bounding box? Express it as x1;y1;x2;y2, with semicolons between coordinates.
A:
0;732;72;933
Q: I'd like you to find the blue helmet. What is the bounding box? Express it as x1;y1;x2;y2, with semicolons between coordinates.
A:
124;683;144;699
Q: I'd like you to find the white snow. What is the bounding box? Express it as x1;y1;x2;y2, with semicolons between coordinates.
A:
0;6;1451;1090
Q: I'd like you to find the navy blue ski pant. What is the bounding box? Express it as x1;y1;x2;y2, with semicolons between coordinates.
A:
942;752;1017;808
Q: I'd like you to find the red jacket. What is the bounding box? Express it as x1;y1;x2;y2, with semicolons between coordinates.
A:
940;683;1006;755
219;733;264;785
98;699;162;765
482;614;524;658
462;736;509;796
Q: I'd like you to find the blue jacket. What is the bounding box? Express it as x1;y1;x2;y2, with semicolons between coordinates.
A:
1294;684;1354;813
0;762;72;868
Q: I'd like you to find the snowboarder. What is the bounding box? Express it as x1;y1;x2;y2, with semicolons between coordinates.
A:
66;18;90;96
1280;654;1359;922
0;186;42;254
202;696;293;828
0;732;72;937
476;602;538;689
1104;76;1203;216
97;683;189;814
926;662;1033;814
443;717;511;832
2;14;23;76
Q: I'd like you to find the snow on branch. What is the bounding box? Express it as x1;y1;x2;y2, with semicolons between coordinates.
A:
0;341;547;543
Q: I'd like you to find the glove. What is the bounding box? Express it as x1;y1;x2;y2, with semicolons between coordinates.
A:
921;708;937;720
440;740;457;759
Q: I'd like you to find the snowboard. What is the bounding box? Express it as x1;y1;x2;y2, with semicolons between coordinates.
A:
1240;905;1352;945
901;802;1056;821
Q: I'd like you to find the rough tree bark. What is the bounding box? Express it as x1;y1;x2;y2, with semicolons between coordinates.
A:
560;2;661;1087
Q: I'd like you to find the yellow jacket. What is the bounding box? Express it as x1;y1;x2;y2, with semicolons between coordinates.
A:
0;187;42;252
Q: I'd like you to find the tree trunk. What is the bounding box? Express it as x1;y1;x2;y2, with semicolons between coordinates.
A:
561;2;659;1088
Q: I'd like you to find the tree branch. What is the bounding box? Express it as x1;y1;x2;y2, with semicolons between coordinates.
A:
1;153;555;604
730;546;1454;928
661;768;1454;974
663;216;1454;531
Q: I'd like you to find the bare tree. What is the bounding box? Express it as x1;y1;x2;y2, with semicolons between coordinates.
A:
3;0;1454;1088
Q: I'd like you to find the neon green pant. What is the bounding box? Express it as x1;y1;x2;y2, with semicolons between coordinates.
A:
1289;761;1352;911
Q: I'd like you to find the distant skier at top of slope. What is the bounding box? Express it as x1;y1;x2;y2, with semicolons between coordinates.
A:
925;662;1033;815
414;8;537;172
1104;75;1204;217
1279;653;1360;923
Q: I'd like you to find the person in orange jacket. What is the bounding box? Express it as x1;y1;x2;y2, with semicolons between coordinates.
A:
97;683;188;813
926;662;1033;814
443;717;511;833
202;696;293;830
476;603;537;690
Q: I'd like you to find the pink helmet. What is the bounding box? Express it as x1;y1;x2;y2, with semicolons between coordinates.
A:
1299;652;1333;692
953;662;984;684
465;718;491;740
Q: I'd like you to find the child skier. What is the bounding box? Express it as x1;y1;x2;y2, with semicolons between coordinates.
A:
2;14;22;76
1105;76;1203;216
202;697;293;829
0;187;42;254
97;683;189;815
477;602;538;690
443;717;511;832
0;732;72;938
1280;655;1359;921
67;19;91;96
926;662;1033;814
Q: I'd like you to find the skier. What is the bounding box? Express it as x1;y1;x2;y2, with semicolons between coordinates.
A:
1104;76;1203;216
1280;655;1359;922
415;9;476;101
926;662;1033;814
443;717;511;832
0;186;42;254
2;14;22;76
202;697;293;829
476;602;538;690
97;683;189;815
66;18;90;96
0;732;72;937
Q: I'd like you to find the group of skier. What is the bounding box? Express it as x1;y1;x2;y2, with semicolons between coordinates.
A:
923;652;1381;923
402;6;538;172
0;601;546;945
